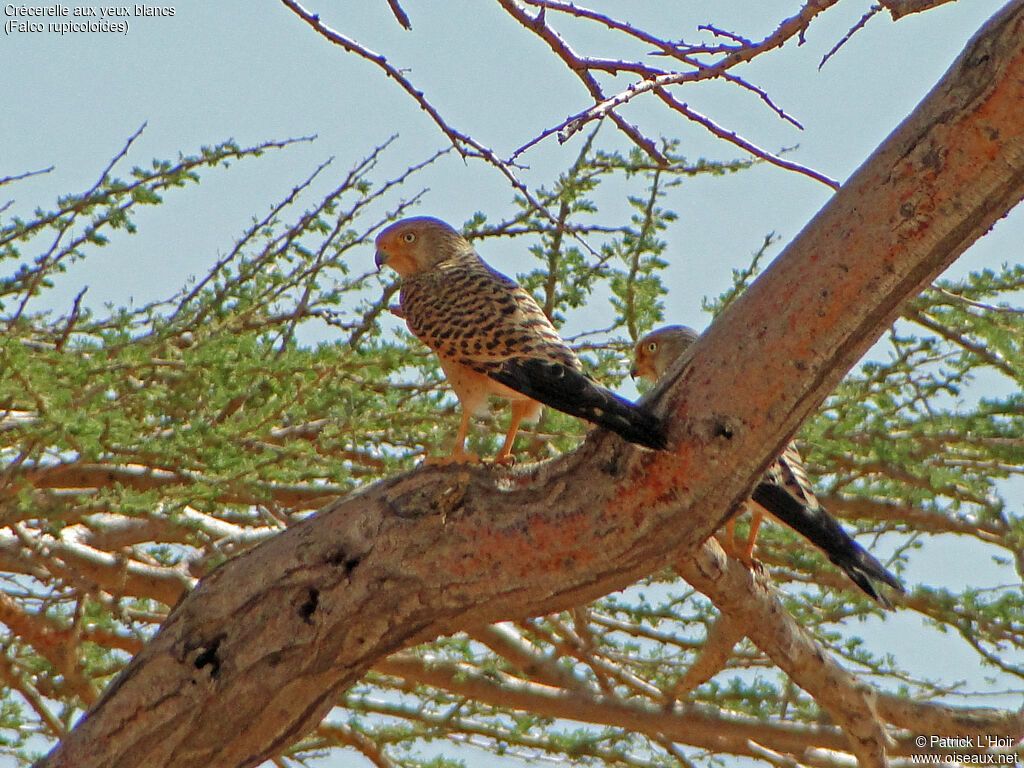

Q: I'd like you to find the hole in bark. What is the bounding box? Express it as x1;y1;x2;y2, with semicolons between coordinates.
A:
713;420;734;439
327;548;362;574
299;588;319;623
194;635;225;678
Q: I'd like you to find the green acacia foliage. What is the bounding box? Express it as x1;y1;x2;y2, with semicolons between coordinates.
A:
0;134;1021;767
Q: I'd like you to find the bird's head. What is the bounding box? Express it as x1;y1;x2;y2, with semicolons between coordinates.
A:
631;325;700;381
374;216;473;278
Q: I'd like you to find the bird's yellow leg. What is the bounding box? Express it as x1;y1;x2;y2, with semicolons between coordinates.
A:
494;401;529;466
424;407;479;465
740;511;764;565
719;517;739;560
719;510;759;567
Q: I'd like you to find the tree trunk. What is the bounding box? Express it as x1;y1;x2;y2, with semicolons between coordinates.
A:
37;2;1024;767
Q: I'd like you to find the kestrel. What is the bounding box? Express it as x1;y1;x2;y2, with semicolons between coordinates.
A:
375;217;666;463
633;325;903;606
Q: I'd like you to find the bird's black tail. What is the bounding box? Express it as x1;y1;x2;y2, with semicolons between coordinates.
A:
751;482;903;607
487;358;667;450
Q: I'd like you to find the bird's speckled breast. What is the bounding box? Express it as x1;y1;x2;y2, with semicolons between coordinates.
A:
400;256;580;372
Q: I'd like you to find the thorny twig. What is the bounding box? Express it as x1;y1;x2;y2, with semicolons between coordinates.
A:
279;0;556;219
281;0;863;194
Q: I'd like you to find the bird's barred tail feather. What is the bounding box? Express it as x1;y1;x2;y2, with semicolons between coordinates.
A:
751;482;903;607
487;359;667;450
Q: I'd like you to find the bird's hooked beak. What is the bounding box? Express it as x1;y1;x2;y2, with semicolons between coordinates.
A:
374;249;388;271
629;367;639;379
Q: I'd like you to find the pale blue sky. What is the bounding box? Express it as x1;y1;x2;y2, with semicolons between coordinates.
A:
2;1;1021;766
4;1;1018;324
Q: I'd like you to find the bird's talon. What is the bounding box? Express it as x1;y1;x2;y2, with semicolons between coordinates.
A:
733;541;759;569
737;553;760;570
716;532;757;568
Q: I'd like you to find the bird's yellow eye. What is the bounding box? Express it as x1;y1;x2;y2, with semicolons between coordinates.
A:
647;342;658;353
402;232;416;244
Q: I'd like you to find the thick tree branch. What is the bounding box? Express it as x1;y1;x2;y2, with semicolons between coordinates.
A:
37;3;1024;766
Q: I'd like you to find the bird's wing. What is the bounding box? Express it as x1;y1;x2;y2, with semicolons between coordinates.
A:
485;356;665;449
401;257;579;371
401;258;665;449
764;444;819;509
750;480;903;607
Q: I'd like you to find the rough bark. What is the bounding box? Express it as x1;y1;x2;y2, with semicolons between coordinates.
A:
37;2;1024;767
